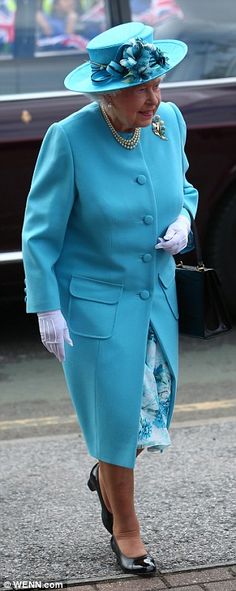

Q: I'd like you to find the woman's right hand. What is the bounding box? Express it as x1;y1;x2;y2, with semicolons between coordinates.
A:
37;310;73;362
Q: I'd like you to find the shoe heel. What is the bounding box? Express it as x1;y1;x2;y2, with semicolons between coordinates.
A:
87;476;96;492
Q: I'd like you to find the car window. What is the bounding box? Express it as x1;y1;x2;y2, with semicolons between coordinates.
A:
129;0;236;82
0;0;107;94
1;0;235;95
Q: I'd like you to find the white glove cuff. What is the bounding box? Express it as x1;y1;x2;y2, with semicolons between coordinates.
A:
37;309;61;318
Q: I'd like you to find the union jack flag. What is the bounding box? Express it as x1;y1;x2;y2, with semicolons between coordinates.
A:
132;0;184;25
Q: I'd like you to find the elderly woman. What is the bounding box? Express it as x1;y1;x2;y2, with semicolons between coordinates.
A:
22;22;198;576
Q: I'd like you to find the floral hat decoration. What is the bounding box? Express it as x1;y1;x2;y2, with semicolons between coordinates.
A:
64;22;187;93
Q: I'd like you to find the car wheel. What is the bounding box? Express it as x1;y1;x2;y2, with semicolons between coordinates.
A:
205;187;236;319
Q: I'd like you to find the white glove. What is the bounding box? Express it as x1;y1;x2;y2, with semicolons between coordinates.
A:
155;215;191;255
37;309;73;362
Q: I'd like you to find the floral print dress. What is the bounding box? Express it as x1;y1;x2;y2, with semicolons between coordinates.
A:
137;324;172;452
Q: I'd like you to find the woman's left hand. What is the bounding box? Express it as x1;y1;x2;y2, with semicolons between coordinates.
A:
155;215;190;255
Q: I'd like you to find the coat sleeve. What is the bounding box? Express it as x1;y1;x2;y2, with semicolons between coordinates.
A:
22;122;76;313
168;101;199;252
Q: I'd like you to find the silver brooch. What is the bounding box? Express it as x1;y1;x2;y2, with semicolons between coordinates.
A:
152;115;168;140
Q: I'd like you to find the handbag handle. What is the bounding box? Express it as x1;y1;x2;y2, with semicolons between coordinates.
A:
185;209;204;269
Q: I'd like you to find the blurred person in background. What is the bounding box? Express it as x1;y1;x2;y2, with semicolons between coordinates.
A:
36;0;79;38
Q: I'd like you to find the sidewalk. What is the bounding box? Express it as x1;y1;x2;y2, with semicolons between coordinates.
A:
1;421;235;584
67;564;236;590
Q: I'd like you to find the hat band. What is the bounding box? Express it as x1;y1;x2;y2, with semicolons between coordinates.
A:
90;37;169;85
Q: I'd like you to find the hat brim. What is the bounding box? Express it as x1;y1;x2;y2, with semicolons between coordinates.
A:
64;39;187;93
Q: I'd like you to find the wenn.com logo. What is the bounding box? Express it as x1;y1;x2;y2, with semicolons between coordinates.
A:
3;582;63;589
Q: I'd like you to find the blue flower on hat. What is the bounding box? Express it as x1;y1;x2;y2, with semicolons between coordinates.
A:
119;37;168;82
91;37;169;84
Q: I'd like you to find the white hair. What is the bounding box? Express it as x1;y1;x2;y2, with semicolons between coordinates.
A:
84;90;120;104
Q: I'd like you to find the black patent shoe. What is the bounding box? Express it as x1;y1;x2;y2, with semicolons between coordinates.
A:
87;462;113;534
110;535;156;576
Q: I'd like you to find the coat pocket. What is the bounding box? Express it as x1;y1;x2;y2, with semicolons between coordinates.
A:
68;275;123;338
158;265;179;320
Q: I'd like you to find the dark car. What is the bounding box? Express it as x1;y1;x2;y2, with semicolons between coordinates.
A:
1;0;236;315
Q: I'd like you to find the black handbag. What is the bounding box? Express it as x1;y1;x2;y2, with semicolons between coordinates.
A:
175;212;232;338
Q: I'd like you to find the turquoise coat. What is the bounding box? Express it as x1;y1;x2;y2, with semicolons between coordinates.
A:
22;100;198;468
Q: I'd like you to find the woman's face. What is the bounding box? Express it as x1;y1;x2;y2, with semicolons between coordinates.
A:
57;0;75;13
105;77;162;132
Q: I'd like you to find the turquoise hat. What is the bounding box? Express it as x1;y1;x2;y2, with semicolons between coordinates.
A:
64;22;187;94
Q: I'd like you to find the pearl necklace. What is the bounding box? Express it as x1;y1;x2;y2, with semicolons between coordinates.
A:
101;106;141;150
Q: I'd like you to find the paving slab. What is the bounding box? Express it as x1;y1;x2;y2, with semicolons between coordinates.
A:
66;571;236;591
204;581;236;591
95;576;167;590
65;587;95;591
166;587;203;591
164;566;234;587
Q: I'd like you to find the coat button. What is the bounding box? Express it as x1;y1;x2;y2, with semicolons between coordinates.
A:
142;253;152;262
139;290;150;300
143;215;153;225
136;175;146;185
